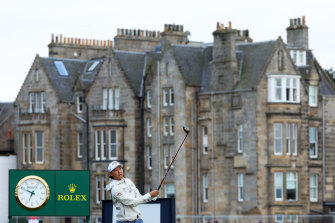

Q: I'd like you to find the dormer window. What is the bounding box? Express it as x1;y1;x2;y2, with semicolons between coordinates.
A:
290;50;306;66
54;61;69;76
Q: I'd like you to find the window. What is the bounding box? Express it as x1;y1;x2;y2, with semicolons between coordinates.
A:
29;92;45;113
102;88;119;110
286;172;298;201
237;125;243;153
275;215;284;223
163;145;174;169
35;132;44;163
290;50;306;66
96;176;101;204
286;123;291;154
268;75;300;103
147;90;152;108
95;130;117;160
54;61;69;76
101;175;106;201
146;184;152;193
147;118;152;137
309;127;318;158
165;184;175;198
309;85;318;107
202;127;208;154
22;133;33;164
147;146;152;170
163;116;174;136
170;117;174;136
163;117;169;136
287;215;298;223
109;130;118;159
162;88;174;106
274;123;283;155
238;173;244;201
77;96;84;113
310;174;318;202
292;124;297;155
274;172;283;201
77;132;83;158
330;207;335;214
203;174;208;202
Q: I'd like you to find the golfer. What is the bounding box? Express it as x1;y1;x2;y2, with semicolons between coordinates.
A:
106;161;159;223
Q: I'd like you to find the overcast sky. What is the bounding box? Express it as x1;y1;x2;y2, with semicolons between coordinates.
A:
1;0;334;102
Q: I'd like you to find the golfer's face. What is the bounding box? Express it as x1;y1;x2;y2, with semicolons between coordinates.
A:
111;166;123;180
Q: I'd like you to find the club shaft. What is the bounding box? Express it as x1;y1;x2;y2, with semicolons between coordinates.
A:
157;133;189;191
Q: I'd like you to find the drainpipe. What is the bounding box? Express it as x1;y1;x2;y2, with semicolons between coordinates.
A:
322;95;325;201
138;55;148;194
86;101;90;170
157;60;161;189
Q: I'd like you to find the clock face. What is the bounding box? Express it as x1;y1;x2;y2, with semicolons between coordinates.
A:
15;175;50;210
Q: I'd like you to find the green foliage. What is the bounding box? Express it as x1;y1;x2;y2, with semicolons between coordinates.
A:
325;68;335;84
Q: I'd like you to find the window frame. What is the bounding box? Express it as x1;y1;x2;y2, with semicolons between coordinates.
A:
147;90;152;108
147;146;152;170
77;132;83;158
147;118;152;137
238;173;244;202
274;172;283;201
164;184;175;198
309;127;318;158
309;85;318;107
286;172;298;201
109;130;118;160
267;75;301;103
35;131;44;164
274;123;283;155
310;174;318;202
77;95;83;113
237;125;243;153
202;127;208;154
163;117;169;136
164;145;169;169
203;174;208;202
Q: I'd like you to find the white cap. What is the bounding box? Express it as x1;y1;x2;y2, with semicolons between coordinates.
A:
108;161;123;172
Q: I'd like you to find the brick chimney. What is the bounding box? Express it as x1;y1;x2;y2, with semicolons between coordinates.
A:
286;16;309;49
211;22;239;91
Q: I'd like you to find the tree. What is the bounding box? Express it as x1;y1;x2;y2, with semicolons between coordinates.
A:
325;68;335;84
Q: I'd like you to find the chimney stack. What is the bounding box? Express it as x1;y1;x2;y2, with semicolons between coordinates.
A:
286;16;309;49
211;21;239;91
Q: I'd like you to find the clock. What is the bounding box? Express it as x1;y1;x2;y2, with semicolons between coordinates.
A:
15;175;50;210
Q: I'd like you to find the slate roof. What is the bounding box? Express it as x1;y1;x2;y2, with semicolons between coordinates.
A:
172;45;210;87
236;40;277;90
40;57;102;102
0;103;14;126
115;51;146;96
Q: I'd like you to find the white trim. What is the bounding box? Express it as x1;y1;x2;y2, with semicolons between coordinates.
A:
286;172;298;201
109;130;118;160
309;85;318;107
237;125;243;153
202;127;208;154
147;146;152;170
77;132;83;158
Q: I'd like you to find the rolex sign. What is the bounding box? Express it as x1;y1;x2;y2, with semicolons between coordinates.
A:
9;170;90;217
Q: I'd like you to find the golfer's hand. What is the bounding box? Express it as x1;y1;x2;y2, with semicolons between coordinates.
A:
149;190;159;197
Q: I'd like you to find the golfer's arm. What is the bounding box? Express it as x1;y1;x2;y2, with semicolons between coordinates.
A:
114;191;151;206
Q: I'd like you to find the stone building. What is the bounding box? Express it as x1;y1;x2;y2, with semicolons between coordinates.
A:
12;17;335;223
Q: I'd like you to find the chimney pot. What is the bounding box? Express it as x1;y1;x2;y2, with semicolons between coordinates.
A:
229;21;232;29
181;25;183;32
298;18;301;25
51;34;55;43
55;36;59;43
60;34;63;44
302;16;306;25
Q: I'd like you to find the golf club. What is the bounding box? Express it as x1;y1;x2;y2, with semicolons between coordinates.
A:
157;125;190;191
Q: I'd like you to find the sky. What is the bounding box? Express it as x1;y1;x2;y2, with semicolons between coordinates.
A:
1;0;334;102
